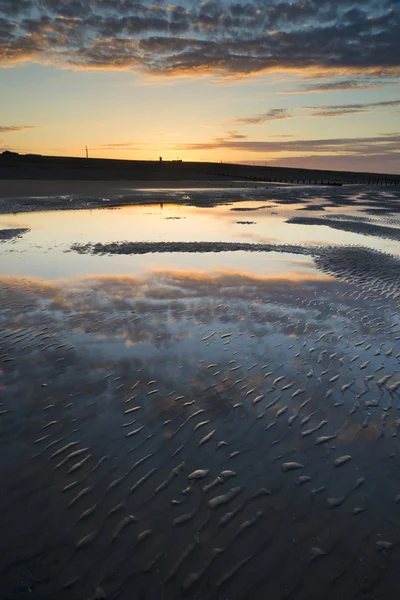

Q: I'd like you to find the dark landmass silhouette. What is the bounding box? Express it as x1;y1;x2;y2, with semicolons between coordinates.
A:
1;151;399;185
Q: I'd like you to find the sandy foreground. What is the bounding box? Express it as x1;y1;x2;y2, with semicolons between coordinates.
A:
1;179;400;599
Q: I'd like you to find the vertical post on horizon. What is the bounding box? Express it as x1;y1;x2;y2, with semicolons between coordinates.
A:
85;146;89;159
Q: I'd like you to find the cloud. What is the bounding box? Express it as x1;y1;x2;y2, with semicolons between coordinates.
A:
0;0;32;16
266;153;400;174
232;98;400;125
0;1;399;78
234;108;291;125
0;125;37;133
175;134;400;161
99;142;136;148
306;98;400;117
227;132;248;140
287;78;395;94
218;130;248;141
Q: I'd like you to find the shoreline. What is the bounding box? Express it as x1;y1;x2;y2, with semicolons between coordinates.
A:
0;179;289;214
0;179;280;196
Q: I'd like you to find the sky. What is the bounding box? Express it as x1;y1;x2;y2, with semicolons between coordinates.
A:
1;0;400;173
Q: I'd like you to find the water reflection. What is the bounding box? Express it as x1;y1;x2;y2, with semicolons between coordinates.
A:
0;269;399;599
1;184;400;281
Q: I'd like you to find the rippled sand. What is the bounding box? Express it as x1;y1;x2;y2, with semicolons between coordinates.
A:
0;185;399;599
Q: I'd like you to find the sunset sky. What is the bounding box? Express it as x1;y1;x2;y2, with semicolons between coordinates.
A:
1;0;400;173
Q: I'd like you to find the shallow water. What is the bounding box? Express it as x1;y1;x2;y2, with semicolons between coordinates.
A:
0;185;400;600
1;191;400;279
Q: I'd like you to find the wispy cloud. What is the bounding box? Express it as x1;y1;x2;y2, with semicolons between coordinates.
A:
232;98;400;125
307;99;400;117
175;133;400;157
224;130;248;140
176;132;400;172
264;153;400;173
0;125;37;133
282;77;396;94
234;109;291;125
99;143;137;149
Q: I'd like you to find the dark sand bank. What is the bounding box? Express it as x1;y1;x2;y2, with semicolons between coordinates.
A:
288;216;400;241
70;240;310;256
0;227;30;240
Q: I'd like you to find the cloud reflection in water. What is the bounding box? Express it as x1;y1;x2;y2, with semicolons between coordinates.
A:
0;268;399;600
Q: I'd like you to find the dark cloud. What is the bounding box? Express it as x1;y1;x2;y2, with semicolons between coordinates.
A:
0;0;32;16
39;1;93;18
0;1;399;77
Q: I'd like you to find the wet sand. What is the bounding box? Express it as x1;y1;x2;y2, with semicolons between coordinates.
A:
289;216;400;242
0;180;272;214
0;184;400;599
1;271;400;600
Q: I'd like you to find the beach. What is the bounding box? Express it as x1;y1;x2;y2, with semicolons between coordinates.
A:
0;179;273;214
2;0;399;594
1;182;400;600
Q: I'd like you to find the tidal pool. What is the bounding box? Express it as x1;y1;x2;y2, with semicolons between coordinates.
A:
0;185;400;600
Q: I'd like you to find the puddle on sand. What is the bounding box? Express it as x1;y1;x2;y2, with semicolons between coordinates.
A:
1;190;400;280
0;185;400;600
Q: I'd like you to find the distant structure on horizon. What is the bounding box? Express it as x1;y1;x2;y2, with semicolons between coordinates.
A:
85;146;89;159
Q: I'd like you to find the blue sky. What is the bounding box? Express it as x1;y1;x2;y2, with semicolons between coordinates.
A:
1;0;400;172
